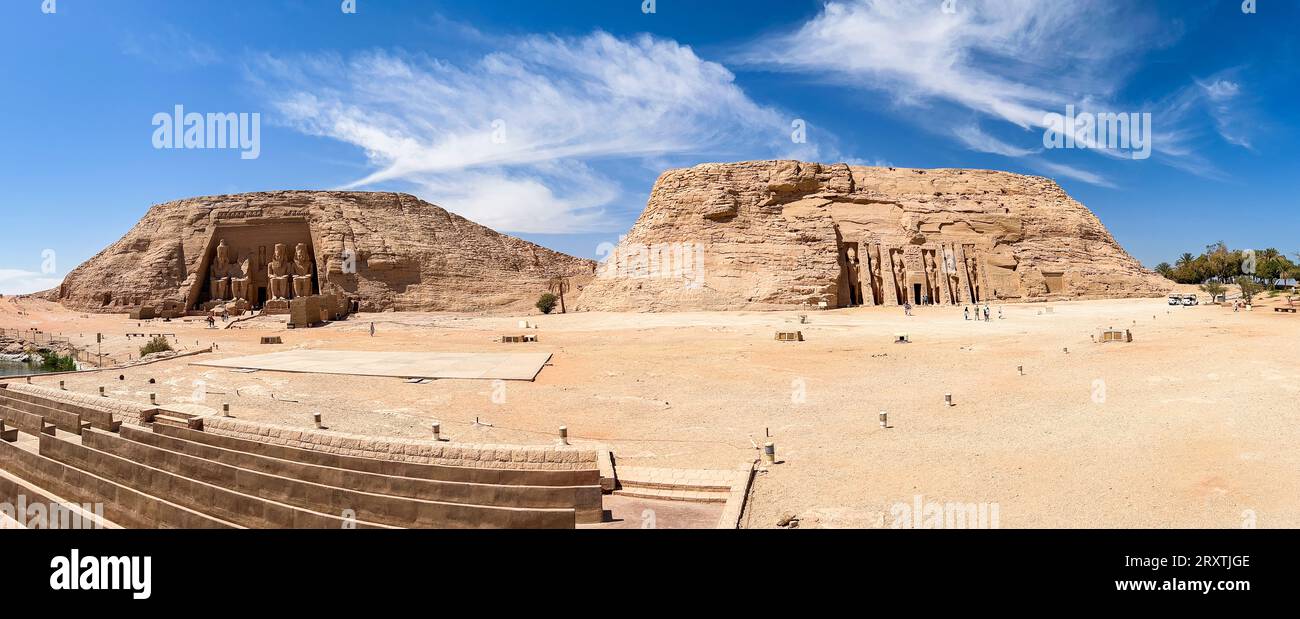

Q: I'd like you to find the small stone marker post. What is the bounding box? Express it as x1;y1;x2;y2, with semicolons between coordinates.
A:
763;442;776;465
879;410;888;428
313;412;323;429
558;425;569;446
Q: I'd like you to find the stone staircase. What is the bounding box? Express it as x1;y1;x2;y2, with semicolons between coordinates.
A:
0;383;604;529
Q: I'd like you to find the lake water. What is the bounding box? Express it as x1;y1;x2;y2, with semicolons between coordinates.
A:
0;358;41;377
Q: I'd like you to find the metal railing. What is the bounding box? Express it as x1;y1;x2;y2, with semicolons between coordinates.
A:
0;328;123;368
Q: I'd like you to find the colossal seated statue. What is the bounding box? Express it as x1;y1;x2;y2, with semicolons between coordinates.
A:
209;239;233;301
268;243;292;300
292;243;314;298
230;253;251;303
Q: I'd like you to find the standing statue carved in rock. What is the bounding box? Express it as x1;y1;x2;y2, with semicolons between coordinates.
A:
268;243;292;300
945;247;962;304
292;242;315;299
965;254;982;303
869;245;885;306
891;249;908;305
844;245;862;306
924;250;940;305
208;239;233;301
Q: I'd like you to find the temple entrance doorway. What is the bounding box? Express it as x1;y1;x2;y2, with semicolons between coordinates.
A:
913;283;923;305
189;220;317;311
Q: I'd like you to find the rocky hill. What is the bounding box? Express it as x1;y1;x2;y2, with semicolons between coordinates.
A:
55;191;594;313
576;161;1170;311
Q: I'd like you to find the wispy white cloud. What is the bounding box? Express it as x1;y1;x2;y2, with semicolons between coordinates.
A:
1031;161;1117;189
1197;75;1252;149
736;0;1211;184
953;124;1039;157
0;269;60;296
121;24;220;69
249;32;801;233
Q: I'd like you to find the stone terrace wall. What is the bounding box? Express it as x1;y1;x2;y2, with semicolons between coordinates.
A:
201;417;599;472
3;383;151;426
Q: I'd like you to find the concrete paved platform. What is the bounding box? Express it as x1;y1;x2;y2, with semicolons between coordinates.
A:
190;350;553;381
579;494;725;529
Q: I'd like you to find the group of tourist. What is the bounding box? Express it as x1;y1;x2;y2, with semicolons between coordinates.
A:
902;302;1004;321
962;305;1001;321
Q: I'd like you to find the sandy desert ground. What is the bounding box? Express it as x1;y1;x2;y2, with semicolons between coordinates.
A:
2;293;1297;528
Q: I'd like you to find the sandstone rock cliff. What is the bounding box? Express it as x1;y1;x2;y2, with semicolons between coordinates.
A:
57;191;594;314
576;161;1170;311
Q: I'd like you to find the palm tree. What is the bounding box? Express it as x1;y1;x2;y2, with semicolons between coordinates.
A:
547;276;570;314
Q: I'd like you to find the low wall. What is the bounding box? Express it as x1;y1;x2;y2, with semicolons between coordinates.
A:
114;425;588;526
1;383;150;426
201;416;600;472
157;423;599;487
40;432;379;529
0;389;118;431
0;438;230;529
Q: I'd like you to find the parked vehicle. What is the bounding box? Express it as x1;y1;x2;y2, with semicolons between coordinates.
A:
1168;295;1182;306
1181;294;1198;306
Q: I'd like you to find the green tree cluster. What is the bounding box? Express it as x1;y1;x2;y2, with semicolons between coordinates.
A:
1155;243;1296;288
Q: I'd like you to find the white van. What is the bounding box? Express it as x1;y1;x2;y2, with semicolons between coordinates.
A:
1181;294;1198;306
1168;295;1182;306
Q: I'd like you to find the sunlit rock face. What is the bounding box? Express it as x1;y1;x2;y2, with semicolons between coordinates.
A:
577;161;1170;311
55;191;595;314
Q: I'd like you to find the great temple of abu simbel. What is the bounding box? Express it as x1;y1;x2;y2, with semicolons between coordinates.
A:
50;191;595;316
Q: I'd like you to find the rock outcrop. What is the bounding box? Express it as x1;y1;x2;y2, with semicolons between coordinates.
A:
577;161;1170;311
56;191;594;313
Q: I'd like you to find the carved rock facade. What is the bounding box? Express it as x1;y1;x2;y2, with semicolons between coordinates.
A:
577;161;1171;311
56;191;594;314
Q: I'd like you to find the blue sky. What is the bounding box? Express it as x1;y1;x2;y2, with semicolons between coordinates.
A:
1;0;1297;294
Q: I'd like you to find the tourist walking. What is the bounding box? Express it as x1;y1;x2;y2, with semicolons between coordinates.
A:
904;302;912;316
964;306;970;321
369;322;376;337
983;305;990;321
